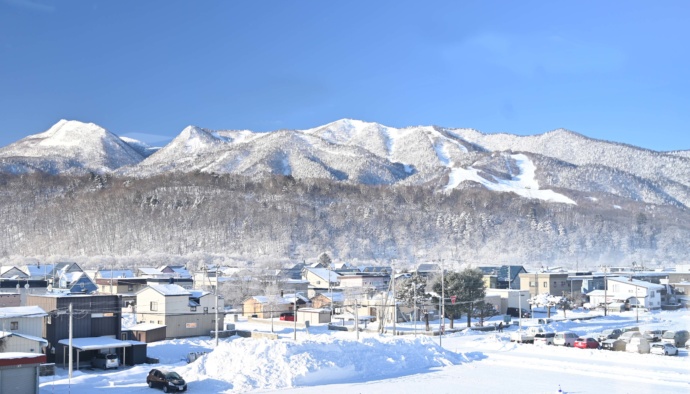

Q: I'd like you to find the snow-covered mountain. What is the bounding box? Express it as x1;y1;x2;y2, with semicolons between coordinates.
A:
3;118;690;209
0;120;144;174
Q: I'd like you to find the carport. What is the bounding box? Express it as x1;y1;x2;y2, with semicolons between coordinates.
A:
57;337;131;370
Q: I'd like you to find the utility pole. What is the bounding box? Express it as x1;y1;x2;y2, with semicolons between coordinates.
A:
354;296;359;341
68;303;73;380
439;262;445;347
392;265;396;336
603;266;608;317
293;297;298;341
413;272;417;337
214;266;219;347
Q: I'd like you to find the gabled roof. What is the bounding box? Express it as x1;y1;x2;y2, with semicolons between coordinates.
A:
23;264;56;279
0;266;28;279
315;292;345;302
304;268;341;283
137;267;163;275
0;306;48;319
245;295;291;304
416;263;440;273
189;290;211;298
0;331;48;345
499;265;527;281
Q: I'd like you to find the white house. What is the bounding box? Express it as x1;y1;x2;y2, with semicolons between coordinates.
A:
135;284;224;339
0;306;49;353
606;277;664;310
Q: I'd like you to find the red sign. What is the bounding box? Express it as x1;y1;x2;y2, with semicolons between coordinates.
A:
450;295;457;304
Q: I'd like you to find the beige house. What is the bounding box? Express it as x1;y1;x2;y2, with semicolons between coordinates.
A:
135;284;224;339
519;272;570;297
338;273;390;291
242;296;292;319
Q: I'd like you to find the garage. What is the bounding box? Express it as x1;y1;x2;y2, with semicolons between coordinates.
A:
0;353;46;394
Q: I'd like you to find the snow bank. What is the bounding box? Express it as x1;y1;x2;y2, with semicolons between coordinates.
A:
178;335;463;392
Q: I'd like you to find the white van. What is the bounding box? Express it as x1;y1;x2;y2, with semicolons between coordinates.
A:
554;332;579;347
661;330;690;347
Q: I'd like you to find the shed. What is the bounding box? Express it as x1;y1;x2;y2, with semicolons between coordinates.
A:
296;308;332;324
122;340;148;366
126;323;167;343
0;353;45;394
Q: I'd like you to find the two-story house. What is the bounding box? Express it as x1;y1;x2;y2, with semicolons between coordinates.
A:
0;305;48;353
135;284;224;339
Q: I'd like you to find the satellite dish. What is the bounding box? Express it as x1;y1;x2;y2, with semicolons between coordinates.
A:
47;284;53;292
25;283;30;289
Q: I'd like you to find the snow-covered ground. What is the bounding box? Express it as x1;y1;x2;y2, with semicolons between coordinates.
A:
40;309;690;393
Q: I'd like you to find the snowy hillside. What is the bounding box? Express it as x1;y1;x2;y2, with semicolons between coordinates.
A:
0;120;144;174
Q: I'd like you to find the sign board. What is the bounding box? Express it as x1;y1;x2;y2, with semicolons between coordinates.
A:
450;295;457;304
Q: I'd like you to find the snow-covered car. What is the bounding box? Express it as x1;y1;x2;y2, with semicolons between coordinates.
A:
533;332;556;346
600;339;626;351
597;328;622;342
510;326;546;343
650;343;678;356
642;330;664;342
619;331;642;343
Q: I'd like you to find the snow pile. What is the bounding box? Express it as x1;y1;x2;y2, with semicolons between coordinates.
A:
178;335;463;392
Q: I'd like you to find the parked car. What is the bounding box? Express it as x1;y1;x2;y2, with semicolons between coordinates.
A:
147;369;187;392
619;331;642;343
650;343;678;356
661;330;690;347
279;312;295;321
91;353;119;369
626;337;651;354
510;326;546;343
600;339;627;351
507;307;531;318
597;328;622;342
554;332;579;347
642;330;664;342
574;337;600;349
533;332;556;346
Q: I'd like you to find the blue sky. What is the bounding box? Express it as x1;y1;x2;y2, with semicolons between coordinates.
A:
1;0;688;151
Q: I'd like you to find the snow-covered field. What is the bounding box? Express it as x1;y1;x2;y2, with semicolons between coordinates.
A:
40;309;690;393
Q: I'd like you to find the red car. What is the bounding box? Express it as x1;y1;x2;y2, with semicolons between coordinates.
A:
279;312;295;321
574;337;600;349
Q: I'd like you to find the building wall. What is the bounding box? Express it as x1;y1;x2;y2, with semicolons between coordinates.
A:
519;273;569;297
0;316;44;338
161;314;219;339
0;335;44;353
0;293;20;307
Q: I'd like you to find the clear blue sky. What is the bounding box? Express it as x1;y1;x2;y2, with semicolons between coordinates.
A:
1;0;689;151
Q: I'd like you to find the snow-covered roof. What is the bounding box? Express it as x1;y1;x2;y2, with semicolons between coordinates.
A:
128;323;166;331
97;270;134;279
586;290;607;296
137;267;162;275
189;290;211;298
0;305;48;319
0;331;48;345
23;264;55;278
283;293;310;304
145;284;191;296
607;277;664;290
247;296;291;304
57;337;132;350
0;352;45;361
317;292;345;302
305;268;341;282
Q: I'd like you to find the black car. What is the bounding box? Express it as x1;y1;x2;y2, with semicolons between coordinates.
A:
146;369;187;392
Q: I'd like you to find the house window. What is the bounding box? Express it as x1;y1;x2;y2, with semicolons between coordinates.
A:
529;281;536;287
128;285;134;291
10;321;18;330
150;301;158;311
203;307;208;314
543;282;548;288
190;306;197;312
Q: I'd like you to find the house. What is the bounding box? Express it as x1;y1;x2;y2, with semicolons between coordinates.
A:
135;284;224;339
310;292;345;312
0;353;46;394
519;271;570;297
242;296;292;319
0;306;48;353
606;277;664;310
485;289;531;315
0;266;28;279
338;273;390;291
296;308;331;325
415;263;441;278
158;265;192;278
56;272;98;294
27;293;124;365
137;267;194;289
302;267;341;290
